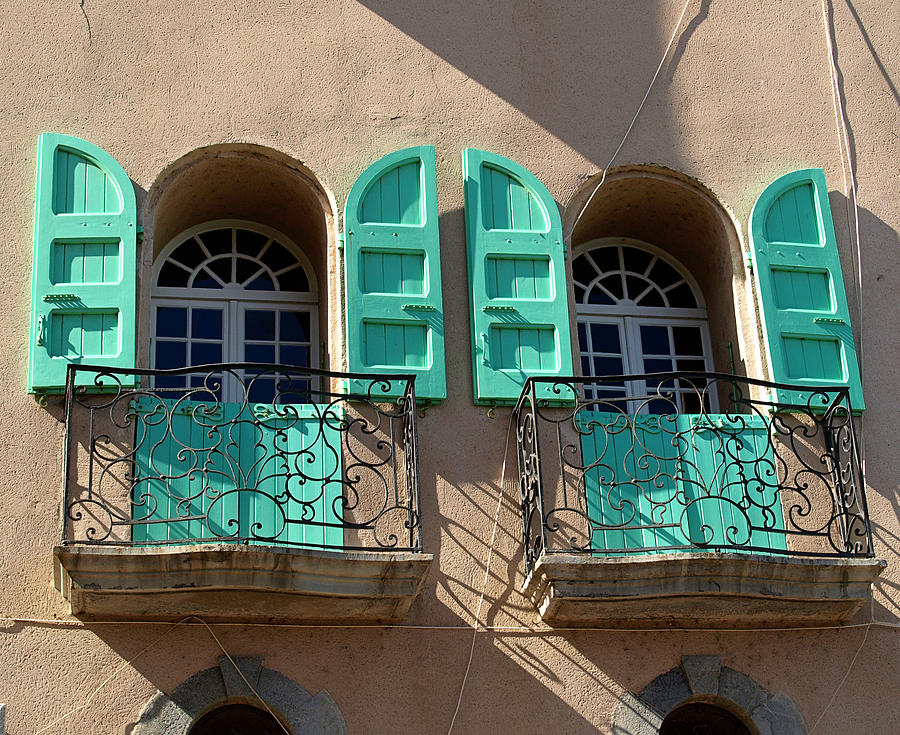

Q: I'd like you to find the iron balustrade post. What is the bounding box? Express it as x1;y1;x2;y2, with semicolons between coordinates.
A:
60;365;76;544
405;378;422;552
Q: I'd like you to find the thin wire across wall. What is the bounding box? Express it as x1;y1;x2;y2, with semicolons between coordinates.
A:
564;0;695;244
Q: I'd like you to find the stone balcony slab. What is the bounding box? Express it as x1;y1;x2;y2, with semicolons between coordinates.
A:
54;544;432;623
521;552;885;628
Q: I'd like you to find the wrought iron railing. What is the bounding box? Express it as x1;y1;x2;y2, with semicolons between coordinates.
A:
513;373;872;573
61;364;422;552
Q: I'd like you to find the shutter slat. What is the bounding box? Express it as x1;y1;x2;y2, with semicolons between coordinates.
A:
29;134;137;393
345;146;446;401
749;168;864;410
462;149;572;404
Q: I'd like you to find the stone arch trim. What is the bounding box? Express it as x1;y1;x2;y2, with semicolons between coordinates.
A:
133;656;346;735
612;656;807;735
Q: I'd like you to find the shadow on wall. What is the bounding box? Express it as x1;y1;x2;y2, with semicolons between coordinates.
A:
355;0;708;163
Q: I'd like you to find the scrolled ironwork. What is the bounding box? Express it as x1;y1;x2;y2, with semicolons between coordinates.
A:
62;363;422;552
513;372;873;573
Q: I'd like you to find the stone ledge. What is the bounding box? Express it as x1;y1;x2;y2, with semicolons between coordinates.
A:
54;544;432;623
521;552;885;628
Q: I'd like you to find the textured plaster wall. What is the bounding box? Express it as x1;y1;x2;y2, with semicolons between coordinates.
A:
0;1;898;733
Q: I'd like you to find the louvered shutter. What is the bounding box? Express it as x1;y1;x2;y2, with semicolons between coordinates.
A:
344;146;446;401
462;149;572;404
749;169;864;410
28;133;137;393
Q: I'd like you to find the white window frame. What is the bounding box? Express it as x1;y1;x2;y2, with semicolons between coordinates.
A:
151;220;320;403
573;238;717;412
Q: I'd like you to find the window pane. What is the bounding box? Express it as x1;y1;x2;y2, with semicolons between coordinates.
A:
245;343;276;364
622;246;653;275
206;257;232;285
192;268;223;289
590;247;619;274
244;310;275;340
169;239;206;270
667;283;697;308
625;274;649;301
157;261;190;288
199;228;232;256
239;229;269;256
644;358;673;373
247;378;276;404
586;286;614;305
648;259;681;289
593;356;623;377
280;267;310;292
676;358;706;373
640;325;671;355
156;307;187;338
280;311;310;342
155;340;186;370
681;391;702;413
280;345;309;367
672;326;703;355
577;322;588;351
599;274;624;300
246;273;276;291
262;241;299;273
636;288;665;307
191;309;223;340
235;257;262;285
191;342;222;365
590;322;620;352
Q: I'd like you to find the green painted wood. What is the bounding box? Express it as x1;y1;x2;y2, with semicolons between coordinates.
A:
29;134;137;393
581;412;786;554
345;146;445;401
462;149;572;404
749;169;864;410
132;399;342;548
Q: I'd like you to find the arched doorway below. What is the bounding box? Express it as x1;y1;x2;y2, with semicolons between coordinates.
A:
659;701;753;735
189;703;289;735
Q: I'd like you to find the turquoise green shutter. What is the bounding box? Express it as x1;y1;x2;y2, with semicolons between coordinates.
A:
580;412;786;554
749;169;864;410
28;133;137;393
344;146;445;401
462;149;572;404
132;399;342;548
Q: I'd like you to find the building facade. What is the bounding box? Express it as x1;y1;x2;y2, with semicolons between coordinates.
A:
1;1;899;732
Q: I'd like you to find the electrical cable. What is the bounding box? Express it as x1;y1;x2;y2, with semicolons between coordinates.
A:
4;616;900;634
821;0;866;488
446;409;515;734
29;615;291;735
564;0;694;244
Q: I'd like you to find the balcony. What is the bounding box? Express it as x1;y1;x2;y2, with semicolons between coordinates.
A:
54;364;432;623
514;373;884;627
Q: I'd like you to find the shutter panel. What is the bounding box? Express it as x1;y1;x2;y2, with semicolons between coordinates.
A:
28;133;137;393
749;169;864;410
344;146;445;401
462;149;572;404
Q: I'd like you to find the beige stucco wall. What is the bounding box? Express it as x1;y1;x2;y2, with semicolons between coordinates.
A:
0;1;898;732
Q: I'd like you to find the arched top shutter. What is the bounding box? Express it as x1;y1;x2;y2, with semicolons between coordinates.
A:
28;133;137;394
344;146;446;401
462;148;572;405
749;168;864;411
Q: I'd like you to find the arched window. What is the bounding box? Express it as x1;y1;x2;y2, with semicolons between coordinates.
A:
151;220;318;402
571;238;714;412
